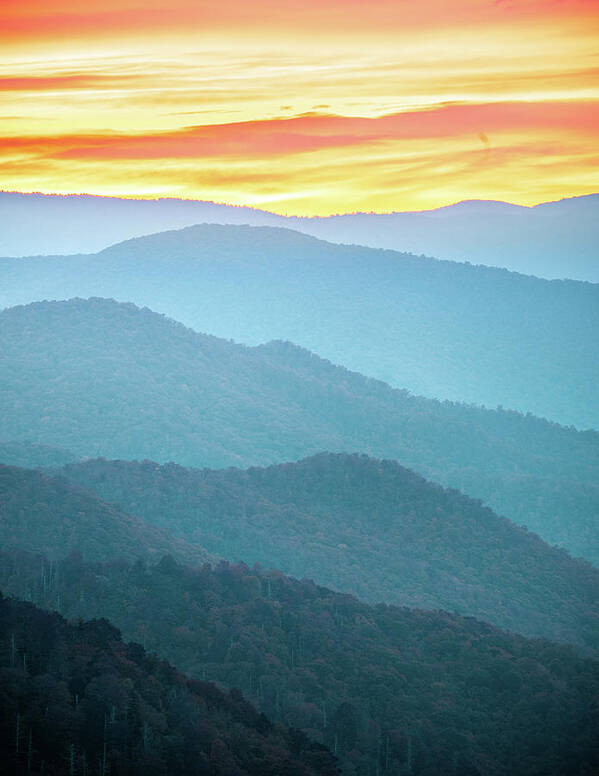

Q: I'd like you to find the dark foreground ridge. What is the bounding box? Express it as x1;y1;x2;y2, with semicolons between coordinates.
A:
2;553;598;776
0;593;339;776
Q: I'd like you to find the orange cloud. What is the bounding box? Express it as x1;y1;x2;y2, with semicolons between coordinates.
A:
0;74;138;90
2;0;597;41
0;0;597;213
3;102;595;162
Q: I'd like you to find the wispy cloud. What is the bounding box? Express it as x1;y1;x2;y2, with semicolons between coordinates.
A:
4;102;595;161
0;0;597;212
0;74;138;90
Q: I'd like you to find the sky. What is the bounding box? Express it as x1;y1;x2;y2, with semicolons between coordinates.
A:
1;0;598;215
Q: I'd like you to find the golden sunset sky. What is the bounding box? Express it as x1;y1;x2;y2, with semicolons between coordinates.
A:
1;0;598;214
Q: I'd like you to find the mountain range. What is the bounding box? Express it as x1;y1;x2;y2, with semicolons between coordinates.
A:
2;225;598;430
2;450;599;775
2;191;598;281
54;452;599;653
7;551;599;776
4;444;599;772
1;297;597;565
3;549;599;776
1;199;598;776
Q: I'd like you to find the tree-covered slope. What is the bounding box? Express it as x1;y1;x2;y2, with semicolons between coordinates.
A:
1;224;598;429
1;298;598;563
2;553;598;776
59;453;599;653
0;439;81;469
0;464;213;566
0;592;338;776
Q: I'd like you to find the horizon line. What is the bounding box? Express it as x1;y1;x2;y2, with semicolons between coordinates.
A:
2;188;598;220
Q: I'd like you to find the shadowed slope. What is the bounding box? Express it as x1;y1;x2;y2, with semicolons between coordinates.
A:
0;593;338;776
2;553;598;776
59;453;599;653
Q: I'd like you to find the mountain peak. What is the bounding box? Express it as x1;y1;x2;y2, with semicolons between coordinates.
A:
420;199;529;217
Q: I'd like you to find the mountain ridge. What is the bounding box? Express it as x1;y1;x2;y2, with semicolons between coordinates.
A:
3;188;598;220
1;190;598;280
1;296;598;564
2;226;597;430
55;450;599;654
0;463;214;566
2;551;599;776
0;592;338;776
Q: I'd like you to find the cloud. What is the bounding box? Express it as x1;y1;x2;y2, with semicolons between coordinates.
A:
0;74;137;90
1;0;596;213
2;0;596;42
3;101;596;163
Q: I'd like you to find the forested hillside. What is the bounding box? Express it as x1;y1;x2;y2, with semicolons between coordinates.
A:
0;439;80;469
1;224;598;429
1;297;598;563
2;552;598;776
58;453;599;652
3;5;597;776
0;593;338;776
0;464;213;566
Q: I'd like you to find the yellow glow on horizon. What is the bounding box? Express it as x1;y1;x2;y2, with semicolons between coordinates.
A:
0;0;598;214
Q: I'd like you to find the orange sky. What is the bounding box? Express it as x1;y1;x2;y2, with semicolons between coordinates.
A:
1;0;598;215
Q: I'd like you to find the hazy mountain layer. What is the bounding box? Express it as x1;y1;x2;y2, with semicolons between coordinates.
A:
0;464;213;566
1;225;597;430
58;453;599;653
2;552;598;776
1;191;598;281
0;593;337;776
292;195;599;282
0;439;81;469
1;297;598;563
0;191;284;256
